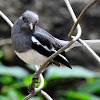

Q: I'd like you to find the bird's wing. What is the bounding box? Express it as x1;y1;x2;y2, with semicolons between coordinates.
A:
32;31;62;52
31;27;72;69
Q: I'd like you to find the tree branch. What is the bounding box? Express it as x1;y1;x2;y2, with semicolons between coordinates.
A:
78;38;100;63
23;65;44;100
68;0;98;38
0;38;12;46
0;11;13;27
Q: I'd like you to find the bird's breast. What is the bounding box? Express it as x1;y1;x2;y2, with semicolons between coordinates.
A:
15;49;47;65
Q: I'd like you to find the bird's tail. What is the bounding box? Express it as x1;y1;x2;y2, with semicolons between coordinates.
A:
62;60;72;69
54;55;72;69
55;38;100;52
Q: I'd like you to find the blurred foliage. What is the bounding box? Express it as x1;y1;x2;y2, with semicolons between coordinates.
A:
0;51;100;100
45;66;100;80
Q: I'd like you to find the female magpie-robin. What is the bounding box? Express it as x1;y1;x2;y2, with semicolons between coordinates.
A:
11;10;72;69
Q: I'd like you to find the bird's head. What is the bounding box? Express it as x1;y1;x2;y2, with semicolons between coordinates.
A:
21;10;39;31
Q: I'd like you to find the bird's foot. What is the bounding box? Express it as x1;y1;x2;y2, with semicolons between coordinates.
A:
32;73;39;83
28;73;40;93
28;83;35;93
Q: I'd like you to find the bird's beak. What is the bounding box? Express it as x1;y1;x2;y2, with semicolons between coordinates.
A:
29;23;33;30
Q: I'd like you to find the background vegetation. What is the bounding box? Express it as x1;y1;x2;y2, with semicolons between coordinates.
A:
0;0;100;100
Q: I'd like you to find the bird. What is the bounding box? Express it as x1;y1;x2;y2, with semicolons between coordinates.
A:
11;10;72;69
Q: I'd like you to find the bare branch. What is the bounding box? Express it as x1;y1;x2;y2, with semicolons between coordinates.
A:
23;65;53;100
23;90;53;100
41;90;53;100
0;38;12;46
23;93;35;100
58;39;100;50
29;65;44;93
0;11;13;28
23;65;44;100
64;0;100;62
67;0;98;38
64;0;82;41
78;38;100;63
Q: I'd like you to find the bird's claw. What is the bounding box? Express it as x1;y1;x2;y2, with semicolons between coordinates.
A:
32;73;39;83
28;73;40;93
28;83;35;93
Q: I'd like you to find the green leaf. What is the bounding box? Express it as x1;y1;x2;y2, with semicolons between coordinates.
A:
10;82;25;89
66;90;89;100
22;74;47;88
0;65;29;78
58;98;66;100
0;75;13;84
79;78;100;93
7;89;24;100
0;89;24;100
45;65;100;80
0;95;9;100
29;97;42;100
65;90;100;100
22;74;33;86
0;50;3;58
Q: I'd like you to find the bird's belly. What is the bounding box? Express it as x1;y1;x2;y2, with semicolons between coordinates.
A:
15;49;47;65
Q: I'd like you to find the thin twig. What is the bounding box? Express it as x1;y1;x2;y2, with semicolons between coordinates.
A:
23;90;53;100
28;65;44;94
78;38;100;63
58;39;100;51
23;65;53;100
64;0;82;41
41;90;53;100
52;39;100;53
23;65;44;100
23;93;35;100
72;40;100;49
68;0;98;38
0;38;12;46
0;11;13;28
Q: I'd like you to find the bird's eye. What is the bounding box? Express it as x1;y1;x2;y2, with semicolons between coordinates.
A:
22;17;28;23
35;21;38;24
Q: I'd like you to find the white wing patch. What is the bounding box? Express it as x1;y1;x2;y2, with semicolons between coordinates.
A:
31;36;41;45
31;36;68;62
59;54;68;62
31;36;51;52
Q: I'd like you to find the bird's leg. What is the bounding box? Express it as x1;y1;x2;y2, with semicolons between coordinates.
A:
28;73;39;93
28;62;51;93
28;83;35;93
32;72;40;83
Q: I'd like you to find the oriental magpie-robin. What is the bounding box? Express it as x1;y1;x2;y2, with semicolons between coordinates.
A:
11;10;72;69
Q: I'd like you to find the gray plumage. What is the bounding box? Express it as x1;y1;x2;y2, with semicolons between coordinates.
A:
11;10;72;69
